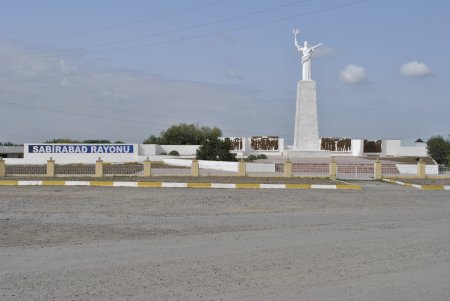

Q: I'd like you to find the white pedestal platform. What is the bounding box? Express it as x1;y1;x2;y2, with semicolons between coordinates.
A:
284;79;330;158
294;80;320;150
283;150;331;158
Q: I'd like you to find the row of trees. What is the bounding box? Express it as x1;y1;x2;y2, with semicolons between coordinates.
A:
44;139;124;144
0;142;20;146
143;123;222;145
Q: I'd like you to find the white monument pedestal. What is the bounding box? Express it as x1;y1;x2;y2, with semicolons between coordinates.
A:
294;80;319;150
283;80;330;158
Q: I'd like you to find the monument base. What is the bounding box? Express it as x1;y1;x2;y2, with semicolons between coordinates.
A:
283;150;331;158
293;80;320;150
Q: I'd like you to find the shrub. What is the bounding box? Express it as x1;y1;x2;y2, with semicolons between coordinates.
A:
159;152;167;156
168;150;180;156
244;155;258;162
257;154;267;159
196;137;237;161
427;135;450;165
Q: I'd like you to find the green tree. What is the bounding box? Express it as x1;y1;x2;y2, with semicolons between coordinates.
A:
44;139;113;144
196;137;237;161
0;142;19;146
427;135;450;165
143;123;222;145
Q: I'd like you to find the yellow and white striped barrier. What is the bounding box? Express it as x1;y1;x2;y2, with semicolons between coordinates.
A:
0;180;361;190
383;179;450;191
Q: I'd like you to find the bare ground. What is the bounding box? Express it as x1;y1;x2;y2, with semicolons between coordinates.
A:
0;183;449;300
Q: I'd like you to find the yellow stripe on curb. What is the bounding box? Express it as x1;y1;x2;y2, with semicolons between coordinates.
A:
0;180;19;186
0;179;362;190
90;181;114;187
286;184;311;189
187;183;212;188
236;183;260;189
137;182;162;187
421;185;445;191
384;179;449;191
42;180;66;186
336;184;361;190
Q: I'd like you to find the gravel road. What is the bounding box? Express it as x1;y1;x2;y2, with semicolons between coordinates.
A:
1;182;449;300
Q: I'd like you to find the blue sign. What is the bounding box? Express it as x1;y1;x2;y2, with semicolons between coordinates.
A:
28;144;134;154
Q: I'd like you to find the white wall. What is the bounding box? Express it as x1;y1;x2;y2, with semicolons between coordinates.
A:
383;140;427;157
158;145;199;156
137;144;199;156
4;158;28;165
396;164;438;175
138;144;158;156
398;146;427;157
382;140;401;156
351;140;362;156
138;144;199;156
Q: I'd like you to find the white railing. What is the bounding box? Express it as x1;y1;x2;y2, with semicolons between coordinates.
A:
337;165;374;179
292;164;329;177
438;165;450;175
395;164;439;175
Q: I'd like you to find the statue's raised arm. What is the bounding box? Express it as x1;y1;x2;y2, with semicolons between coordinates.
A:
311;43;322;51
292;28;301;50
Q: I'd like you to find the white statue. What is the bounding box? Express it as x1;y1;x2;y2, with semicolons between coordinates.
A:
293;29;322;81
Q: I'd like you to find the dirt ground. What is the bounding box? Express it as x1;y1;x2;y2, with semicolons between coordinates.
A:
1;182;450;300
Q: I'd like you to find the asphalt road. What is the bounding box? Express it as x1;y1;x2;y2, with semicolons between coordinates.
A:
1;182;449;300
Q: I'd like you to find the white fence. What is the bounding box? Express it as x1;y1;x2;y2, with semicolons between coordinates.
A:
396;164;438;175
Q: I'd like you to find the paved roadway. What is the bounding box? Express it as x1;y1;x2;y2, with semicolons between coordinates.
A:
0;182;449;300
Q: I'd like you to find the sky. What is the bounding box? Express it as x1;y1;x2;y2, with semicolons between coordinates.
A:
0;0;449;144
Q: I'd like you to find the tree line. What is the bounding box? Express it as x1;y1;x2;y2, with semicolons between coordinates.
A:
44;139;124;144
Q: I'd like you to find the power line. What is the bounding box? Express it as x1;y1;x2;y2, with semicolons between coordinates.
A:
0;98;294;133
0;90;294;130
1;100;171;128
24;0;312;57
27;0;370;58
23;0;232;40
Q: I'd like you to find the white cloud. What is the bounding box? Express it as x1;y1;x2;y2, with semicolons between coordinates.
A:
225;68;241;79
399;61;430;77
339;64;367;84
60;77;71;87
101;90;130;102
59;59;77;74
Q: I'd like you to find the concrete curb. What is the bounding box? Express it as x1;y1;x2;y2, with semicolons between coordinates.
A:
383;179;450;191
0;180;361;190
